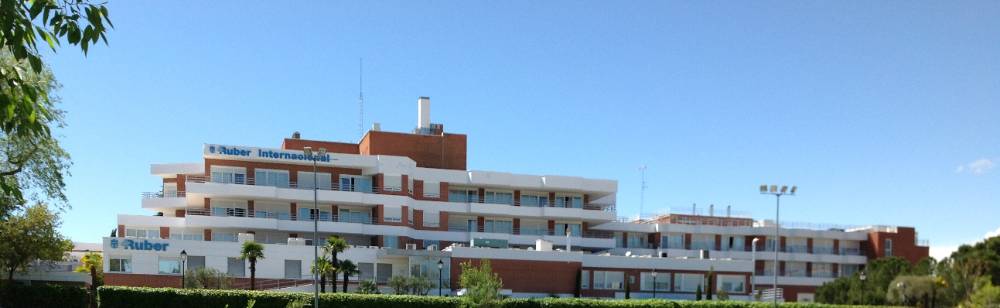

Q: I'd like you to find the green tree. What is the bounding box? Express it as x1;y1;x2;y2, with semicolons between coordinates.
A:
886;275;937;306
339;259;359;293
963;277;1000;308
0;54;69;218
239;241;264;290
311;259;333;293
74;251;102;286
388;275;409;295
322;235;348;292
816;256;913;305
0;0;111;205
459;260;503;308
0;203;71;280
705;267;714;300
695;284;702;301
356;280;379;294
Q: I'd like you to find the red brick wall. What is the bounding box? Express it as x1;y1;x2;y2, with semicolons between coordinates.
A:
105;273;182;288
281;138;359;154
358;131;467;170
865;227;930;264
451;258;581;294
159;227;170;239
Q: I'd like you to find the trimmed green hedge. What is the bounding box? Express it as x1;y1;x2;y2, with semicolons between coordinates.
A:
0;282;89;308
98;286;879;308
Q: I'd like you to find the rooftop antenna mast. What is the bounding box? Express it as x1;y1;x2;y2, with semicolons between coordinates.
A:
358;58;365;139
639;165;647;220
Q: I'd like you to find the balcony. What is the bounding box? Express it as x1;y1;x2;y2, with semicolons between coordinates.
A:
186;175;380;193
445;225;614;239
141;191;187;210
185;208;377;224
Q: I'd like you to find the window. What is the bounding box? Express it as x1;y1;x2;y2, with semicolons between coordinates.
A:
786;237;808;253
212;231;238;242
554;223;582;236
163;183;178;197
592;271;625;290
284;260;302;279
423;181;440;197
210;166;246;184
554;195;583;208
627;233;646;248
840;264;859;277
383;236;399;248
716;274;745;293
580;270;590;289
376;264;393;283
674;273;704;292
483;219;513;234
762;261;776;276
186;256;206;271
448;188;478;203
786;261;807;277
255;169;289;188
381;174;402;192
884;239;893;257
424;240;440;250
295;171;331;190
125;228;160;239
484;191;514;205
813;239;835;254
109;257;131;273
691;234;715;250
338;209;371;224
519;194;548;207
298;207;330;221
723;235;745;251
358;262;375;282
812;263;834;278
640;272;670;291
158;257;181;274
227;257;245;277
339;175;373;193
663;233;685;249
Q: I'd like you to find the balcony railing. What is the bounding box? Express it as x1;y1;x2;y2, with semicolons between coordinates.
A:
445;225;613;239
142;191;186;198
184;175;380;194
839;248;863;256
185;209;376;224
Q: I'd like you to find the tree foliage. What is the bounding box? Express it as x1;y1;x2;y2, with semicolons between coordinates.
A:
240;241;264;290
339;259;359;293
0;53;69;216
74;251;102;286
183;267;232;289
459;259;503;308
815;256;914;305
0;202;71;280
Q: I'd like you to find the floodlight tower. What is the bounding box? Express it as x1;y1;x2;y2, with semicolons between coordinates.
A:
759;184;796;307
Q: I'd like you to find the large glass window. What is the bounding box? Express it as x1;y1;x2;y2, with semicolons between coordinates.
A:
674;273;704;292
358;262;375;282
210;166;246;184
691;234;715;250
592;271;625;290
423;181;440;198
484;191;514;205
840;264;859;277
627;233;647;248
722;235;745;251
298;207;330;221
255;169;289;188
212;231;238;242
338;209;371;224
519;194;548;207
813;239;835;254
580;270;590;289
716;274;746;293
448;189;478;203
786;261;807;277
158;257;181;274
109;257;131;273
884;239;893;257
640;272;670;291
296;171;331;190
125;228;160;239
227;257;245;277
376;264;393;283
812;263;834;278
483;219;513;234
383;236;399;249
554;223;582;236
339;175;373;193
284;260;301;279
554;195;583;208
662;233;685;249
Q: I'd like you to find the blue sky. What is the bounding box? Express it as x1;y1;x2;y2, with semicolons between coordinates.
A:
42;1;999;258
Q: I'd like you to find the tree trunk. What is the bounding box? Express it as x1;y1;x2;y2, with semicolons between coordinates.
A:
331;252;338;293
343;272;349;293
250;260;256;290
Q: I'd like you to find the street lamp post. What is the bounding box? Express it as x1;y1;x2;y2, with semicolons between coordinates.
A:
304;147;327;308
751;237;759;300
437;260;445;296
180;250;187;288
760;184;796;307
651;269;657;299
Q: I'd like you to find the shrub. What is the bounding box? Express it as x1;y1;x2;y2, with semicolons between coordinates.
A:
357;279;380;294
184;267;232;289
0;282;88;308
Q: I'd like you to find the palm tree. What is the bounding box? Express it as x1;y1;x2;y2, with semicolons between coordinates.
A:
312;259;333;293
323;235;349;292
240;241;265;290
339;260;359;293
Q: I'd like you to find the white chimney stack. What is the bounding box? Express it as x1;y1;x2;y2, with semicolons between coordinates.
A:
417;96;431;130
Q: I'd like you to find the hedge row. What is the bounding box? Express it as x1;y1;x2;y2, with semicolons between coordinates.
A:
97;286;878;308
0;282;89;308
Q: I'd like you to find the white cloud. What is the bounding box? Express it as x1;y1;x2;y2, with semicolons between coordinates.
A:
986;226;1000;239
955;158;996;175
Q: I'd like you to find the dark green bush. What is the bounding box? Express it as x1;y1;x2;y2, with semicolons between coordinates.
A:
0;282;89;308
98;286;881;308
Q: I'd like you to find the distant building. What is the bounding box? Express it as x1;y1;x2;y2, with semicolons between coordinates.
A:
12;242;99;286
106;97;928;301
